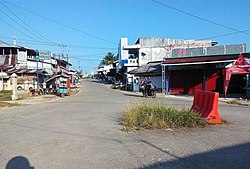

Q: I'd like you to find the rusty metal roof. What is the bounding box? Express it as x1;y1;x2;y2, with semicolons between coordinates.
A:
7;68;48;74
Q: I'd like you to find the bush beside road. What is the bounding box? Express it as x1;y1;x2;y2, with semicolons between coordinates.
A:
0;79;249;169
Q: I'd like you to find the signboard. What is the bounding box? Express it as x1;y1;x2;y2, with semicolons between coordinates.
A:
39;50;51;60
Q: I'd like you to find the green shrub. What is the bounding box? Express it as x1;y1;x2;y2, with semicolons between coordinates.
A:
0;90;12;101
122;103;206;131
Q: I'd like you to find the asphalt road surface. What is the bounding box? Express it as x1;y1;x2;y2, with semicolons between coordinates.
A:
0;79;249;169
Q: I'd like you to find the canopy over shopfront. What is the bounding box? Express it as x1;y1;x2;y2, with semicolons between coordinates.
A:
129;62;162;76
224;54;250;97
162;52;250;95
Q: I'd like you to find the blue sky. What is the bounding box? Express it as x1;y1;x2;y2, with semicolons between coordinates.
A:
0;0;250;72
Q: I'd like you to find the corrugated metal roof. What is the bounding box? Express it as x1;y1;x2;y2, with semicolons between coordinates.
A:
46;74;69;83
129;62;162;75
0;41;19;48
7;68;47;74
0;41;35;51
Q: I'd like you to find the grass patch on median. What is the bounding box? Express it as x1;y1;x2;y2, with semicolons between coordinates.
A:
224;99;249;106
0;90;12;101
0;101;21;108
121;102;206;131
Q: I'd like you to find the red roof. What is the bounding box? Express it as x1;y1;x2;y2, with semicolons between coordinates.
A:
7;68;47;74
163;53;250;65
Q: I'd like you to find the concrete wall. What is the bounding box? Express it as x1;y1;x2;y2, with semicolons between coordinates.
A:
118;38;129;62
138;37;212;48
139;47;169;66
127;37;213;66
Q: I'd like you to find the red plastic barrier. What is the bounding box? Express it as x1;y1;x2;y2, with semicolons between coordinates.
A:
191;90;222;124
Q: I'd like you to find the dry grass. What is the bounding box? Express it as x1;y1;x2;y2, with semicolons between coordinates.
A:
0;90;12;101
225;99;249;106
0;91;22;108
0;101;21;108
121;102;206;131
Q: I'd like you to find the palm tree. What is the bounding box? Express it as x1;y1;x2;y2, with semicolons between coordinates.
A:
100;52;118;65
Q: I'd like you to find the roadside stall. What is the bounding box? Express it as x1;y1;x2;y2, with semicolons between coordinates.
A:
46;74;70;97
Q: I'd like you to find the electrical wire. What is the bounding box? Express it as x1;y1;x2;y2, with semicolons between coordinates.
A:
196;29;250;41
0;17;37;41
0;1;57;46
0;36;116;50
151;0;250;37
2;0;116;45
0;9;57;46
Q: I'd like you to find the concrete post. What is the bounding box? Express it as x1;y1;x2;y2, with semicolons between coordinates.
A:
11;73;18;100
34;81;38;90
24;80;29;91
43;82;46;89
43;82;46;94
0;80;3;91
0;70;5;91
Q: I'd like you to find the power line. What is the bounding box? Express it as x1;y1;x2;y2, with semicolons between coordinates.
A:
67;44;116;50
0;36;117;50
2;0;117;45
0;1;56;46
0;8;55;45
197;29;250;41
0;17;37;41
151;0;250;37
69;53;106;57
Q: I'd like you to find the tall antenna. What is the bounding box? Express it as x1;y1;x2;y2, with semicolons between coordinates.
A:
13;34;16;45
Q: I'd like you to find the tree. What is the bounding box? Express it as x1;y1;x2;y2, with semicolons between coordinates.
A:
100;52;119;66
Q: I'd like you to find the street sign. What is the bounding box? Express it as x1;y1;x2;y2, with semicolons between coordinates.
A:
39;50;51;60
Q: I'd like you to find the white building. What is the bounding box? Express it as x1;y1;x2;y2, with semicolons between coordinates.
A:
118;37;215;90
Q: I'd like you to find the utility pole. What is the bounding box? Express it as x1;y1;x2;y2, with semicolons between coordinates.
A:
58;44;67;59
78;60;81;71
66;50;70;71
58;44;67;73
35;49;39;90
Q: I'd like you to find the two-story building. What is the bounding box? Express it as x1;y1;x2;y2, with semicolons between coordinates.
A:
118;37;215;91
0;40;72;91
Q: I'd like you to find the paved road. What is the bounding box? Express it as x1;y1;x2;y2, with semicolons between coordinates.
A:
0;79;249;169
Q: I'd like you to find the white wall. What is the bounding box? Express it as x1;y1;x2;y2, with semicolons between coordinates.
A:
27;61;55;75
139;47;168;66
17;50;28;67
118;38;129;61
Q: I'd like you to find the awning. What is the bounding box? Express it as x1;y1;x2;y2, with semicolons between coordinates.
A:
46;74;69;83
163;59;238;66
129;62;162;75
163;53;250;66
224;54;250;97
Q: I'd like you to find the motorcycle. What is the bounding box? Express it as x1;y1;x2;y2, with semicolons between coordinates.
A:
142;84;156;98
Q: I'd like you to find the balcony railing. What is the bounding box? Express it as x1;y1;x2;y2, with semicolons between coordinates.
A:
124;59;138;67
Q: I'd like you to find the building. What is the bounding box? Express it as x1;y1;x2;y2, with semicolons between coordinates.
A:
162;44;250;97
0;40;72;91
118;37;215;91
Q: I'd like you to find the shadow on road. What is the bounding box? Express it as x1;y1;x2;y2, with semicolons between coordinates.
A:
88;79;111;85
123;93;143;98
5;156;34;169
138;140;250;169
